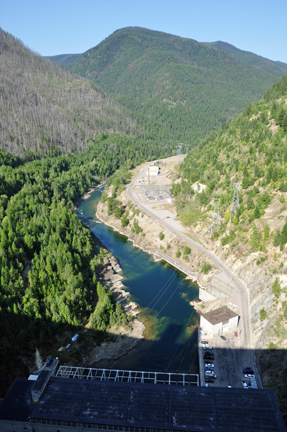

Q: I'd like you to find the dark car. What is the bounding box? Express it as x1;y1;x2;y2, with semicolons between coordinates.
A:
201;341;208;344
205;378;215;383
243;367;253;374
204;356;215;360
220;335;226;340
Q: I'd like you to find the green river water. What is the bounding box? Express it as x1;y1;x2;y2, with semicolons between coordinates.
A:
76;186;199;374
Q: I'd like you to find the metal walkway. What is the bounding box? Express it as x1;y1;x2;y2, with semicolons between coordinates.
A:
56;366;199;386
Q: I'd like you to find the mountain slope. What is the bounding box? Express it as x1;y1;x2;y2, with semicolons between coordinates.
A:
46;53;81;67
204;41;287;78
0;28;135;157
69;27;283;144
172;73;287;411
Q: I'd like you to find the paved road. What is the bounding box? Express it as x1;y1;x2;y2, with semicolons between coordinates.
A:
127;157;260;388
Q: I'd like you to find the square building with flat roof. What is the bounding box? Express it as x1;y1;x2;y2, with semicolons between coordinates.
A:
200;306;238;337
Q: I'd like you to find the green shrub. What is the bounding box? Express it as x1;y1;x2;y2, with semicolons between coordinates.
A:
272;277;281;298
176;250;181;258
159;232;165;241
132;219;142;234
260;308;267;321
201;262;212;274
183;246;191;255
121;213;129;227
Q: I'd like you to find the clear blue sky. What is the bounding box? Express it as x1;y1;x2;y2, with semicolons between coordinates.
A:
2;0;287;63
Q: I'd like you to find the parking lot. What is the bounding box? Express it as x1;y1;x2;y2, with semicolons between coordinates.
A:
199;330;256;388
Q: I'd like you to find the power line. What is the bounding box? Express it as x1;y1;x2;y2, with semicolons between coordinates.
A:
210;198;221;236
166;308;195;372
230;182;240;222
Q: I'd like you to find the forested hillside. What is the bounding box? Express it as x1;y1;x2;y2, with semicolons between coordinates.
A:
46;53;81;67
171;74;287;408
68;27;282;144
0;133;172;396
204;41;287;78
0;28;135;157
175;73;287;252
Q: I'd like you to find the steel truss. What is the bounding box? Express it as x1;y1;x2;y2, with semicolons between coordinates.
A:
56;366;199;386
230;182;240;222
140;184;172;201
210;198;221;236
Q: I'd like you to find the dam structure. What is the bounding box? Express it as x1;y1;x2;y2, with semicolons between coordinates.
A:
0;360;286;432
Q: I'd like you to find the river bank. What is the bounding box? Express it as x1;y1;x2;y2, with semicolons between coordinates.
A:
75;183;146;366
75;183;199;374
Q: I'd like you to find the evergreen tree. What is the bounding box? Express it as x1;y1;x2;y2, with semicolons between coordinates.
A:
254;206;261;219
280;221;287;250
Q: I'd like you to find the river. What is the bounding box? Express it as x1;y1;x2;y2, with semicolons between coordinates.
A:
76;185;199;374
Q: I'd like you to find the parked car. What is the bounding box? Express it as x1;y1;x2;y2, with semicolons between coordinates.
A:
204;363;214;367
241;380;248;389
205;366;214;371
200;330;207;335
204;356;215;360
220;335;226;341
201;341;208;344
234;331;238;337
205;379;214;383
203;346;213;350
243;367;253;374
245;374;255;379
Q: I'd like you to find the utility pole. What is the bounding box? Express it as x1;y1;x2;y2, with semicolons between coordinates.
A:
230;182;240;222
175;143;183;156
210;198;221;236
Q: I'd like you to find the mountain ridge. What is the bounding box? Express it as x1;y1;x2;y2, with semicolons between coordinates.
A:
204;40;287;77
63;27;285;145
0;27;135;157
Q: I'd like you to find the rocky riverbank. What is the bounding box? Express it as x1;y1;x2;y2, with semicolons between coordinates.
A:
85;254;145;366
74;183;146;366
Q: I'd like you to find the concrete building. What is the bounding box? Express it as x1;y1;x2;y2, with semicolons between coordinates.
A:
200;306;238;337
146;165;160;176
1;371;286;432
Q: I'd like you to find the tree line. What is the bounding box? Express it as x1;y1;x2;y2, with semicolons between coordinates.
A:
0;133;173;396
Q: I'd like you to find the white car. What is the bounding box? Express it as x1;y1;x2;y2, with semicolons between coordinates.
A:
241;380;248;389
200;330;207;335
203;346;213;350
205;363;214;368
245;374;255;379
205;371;214;375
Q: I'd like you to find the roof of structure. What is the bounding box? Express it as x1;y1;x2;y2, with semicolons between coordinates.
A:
201;306;238;325
0;379;34;421
32;370;49;392
30;377;286;432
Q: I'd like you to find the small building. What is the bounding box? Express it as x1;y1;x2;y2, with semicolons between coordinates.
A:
146;165;160;176
200;306;238;337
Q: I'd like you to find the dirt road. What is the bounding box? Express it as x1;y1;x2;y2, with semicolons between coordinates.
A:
127;156;260;388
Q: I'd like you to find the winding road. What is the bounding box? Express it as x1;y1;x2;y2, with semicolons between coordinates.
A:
127;157;260;388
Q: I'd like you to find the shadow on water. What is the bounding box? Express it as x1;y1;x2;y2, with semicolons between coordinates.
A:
76;187;200;374
92;322;199;374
